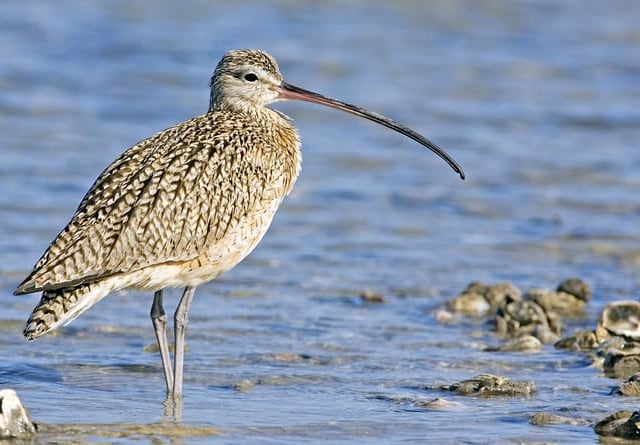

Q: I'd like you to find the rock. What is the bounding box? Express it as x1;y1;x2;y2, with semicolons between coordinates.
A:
613;372;640;396
373;395;463;410
447;290;490;316
0;389;36;439
595;410;640;439
532;321;562;344
232;379;255;392
434;309;454;324
447;282;521;316
603;347;640;379
411;397;462;410
598;300;640;340
261;352;311;362
437;374;535;397
482;282;522;308
592;336;628;370
555;329;600;351
485;335;542;352
493;298;561;343
600;336;628;351
529;411;586;426
525;288;585;315
360;290;385;304
594;322;612;342
557;278;591;302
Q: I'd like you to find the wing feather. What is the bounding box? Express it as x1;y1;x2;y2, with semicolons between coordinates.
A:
15;110;297;294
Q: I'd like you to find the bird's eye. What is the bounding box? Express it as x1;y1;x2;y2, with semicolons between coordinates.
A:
243;73;258;82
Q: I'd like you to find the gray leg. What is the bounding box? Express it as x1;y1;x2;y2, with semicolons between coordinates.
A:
172;286;196;398
151;290;173;395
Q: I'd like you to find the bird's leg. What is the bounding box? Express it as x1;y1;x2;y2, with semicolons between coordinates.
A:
172;286;196;399
151;290;174;395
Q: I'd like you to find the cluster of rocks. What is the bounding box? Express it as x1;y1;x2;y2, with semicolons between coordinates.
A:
374;374;535;414
557;300;640;440
444;278;590;349
443;279;640;440
594;410;640;439
432;373;535;397
396;372;640;440
556;299;640;379
446;278;640;379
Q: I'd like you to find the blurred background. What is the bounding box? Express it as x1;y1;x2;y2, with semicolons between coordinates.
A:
1;0;639;443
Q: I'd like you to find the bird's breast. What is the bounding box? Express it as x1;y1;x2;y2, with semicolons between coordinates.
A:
126;110;302;290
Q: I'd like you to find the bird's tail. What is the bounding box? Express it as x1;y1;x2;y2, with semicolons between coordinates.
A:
23;281;113;340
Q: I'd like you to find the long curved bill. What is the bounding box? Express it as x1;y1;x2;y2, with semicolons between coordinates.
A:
278;81;465;180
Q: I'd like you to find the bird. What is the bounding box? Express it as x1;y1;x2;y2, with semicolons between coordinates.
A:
14;49;464;406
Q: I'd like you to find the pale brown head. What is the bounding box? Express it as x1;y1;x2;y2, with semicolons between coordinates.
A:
209;49;465;179
209;49;283;111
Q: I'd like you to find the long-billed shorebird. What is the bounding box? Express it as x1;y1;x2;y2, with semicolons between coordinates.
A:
14;49;464;406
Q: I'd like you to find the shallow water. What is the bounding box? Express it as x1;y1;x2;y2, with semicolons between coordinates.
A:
1;0;639;443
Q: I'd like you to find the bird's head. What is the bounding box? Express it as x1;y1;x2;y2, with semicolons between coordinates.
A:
209;49;283;112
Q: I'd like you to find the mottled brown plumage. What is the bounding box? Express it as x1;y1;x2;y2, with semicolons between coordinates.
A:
16;50;301;337
14;49;463;406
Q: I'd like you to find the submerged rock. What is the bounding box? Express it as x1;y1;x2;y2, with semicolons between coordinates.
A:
0;389;36;439
595;410;640;439
360;290;385;304
412;397;463;410
232;379;255;392
437;374;535;397
529;411;587;426
373;395;463;410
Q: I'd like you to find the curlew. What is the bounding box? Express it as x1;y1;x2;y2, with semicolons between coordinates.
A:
14;49;464;405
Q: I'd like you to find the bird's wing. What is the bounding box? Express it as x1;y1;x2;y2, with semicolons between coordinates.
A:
15;112;289;294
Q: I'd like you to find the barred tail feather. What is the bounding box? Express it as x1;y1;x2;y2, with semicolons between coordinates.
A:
23;281;114;340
